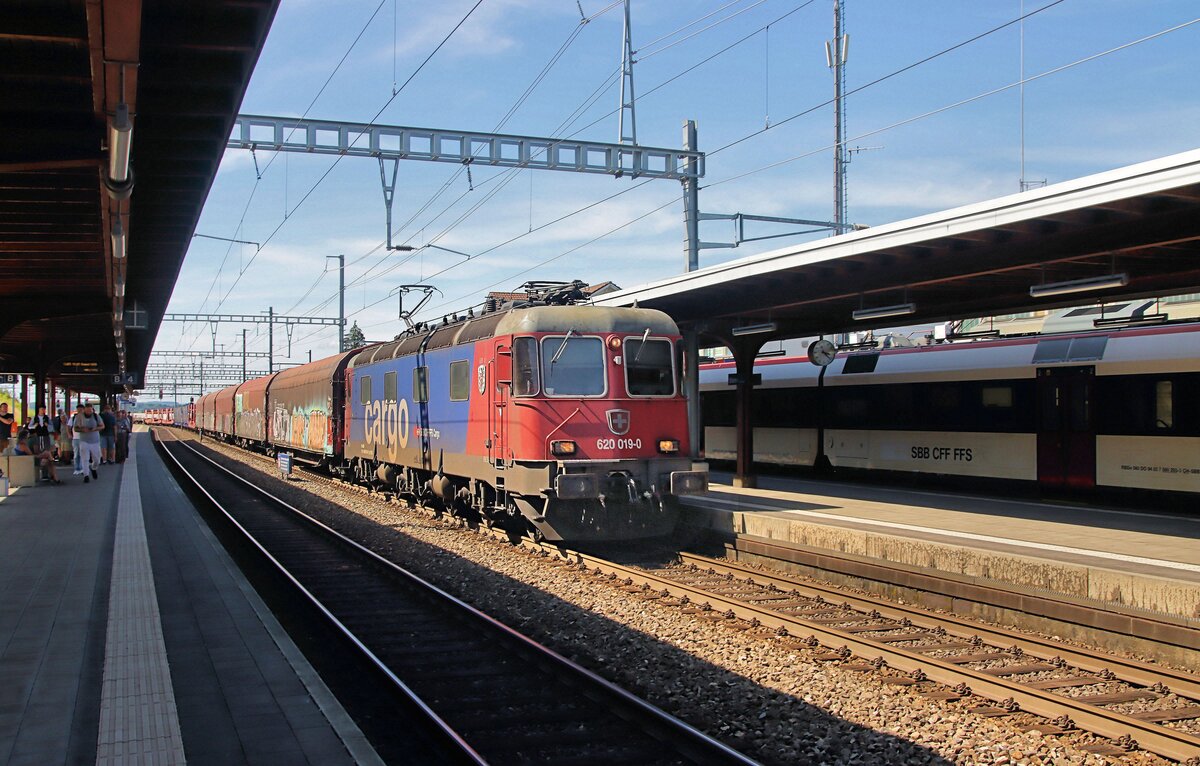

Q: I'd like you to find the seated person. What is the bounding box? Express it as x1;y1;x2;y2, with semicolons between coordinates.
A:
14;434;61;484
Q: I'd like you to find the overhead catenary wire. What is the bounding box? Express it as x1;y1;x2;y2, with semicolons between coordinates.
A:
288;0;794;333
216;6;1195;359
177;0;487;356
404;13;1200;322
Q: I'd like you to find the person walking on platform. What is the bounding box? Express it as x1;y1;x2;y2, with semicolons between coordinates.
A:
99;404;117;464
0;403;14;454
28;405;52;455
73;403;103;482
70;406;82;474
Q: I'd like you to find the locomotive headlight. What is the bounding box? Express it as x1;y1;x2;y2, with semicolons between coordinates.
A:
607;336;622;350
657;439;680;454
551;440;577;456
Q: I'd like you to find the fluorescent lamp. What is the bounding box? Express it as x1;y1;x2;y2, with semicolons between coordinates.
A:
109;103;132;183
852;302;915;321
114;277;125;298
111;216;126;259
731;322;777;336
1029;273;1127;298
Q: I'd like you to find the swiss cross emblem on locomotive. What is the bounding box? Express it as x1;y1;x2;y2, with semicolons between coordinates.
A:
606;409;631;436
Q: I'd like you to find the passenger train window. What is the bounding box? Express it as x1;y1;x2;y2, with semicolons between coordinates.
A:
542;335;605;396
513;337;540;396
625;338;675;396
360;376;372;405
413;367;428;403
449;360;470;401
1156;380;1173;429
384;371;397;402
981;386;1013;408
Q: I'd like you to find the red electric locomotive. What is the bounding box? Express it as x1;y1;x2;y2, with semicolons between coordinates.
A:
190;283;708;543
344;299;708;542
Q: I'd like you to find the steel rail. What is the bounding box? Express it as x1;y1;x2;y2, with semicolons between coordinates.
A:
674;551;1200;700
157;428;1200;760
155;429;759;766
154;434;486;765
547;550;1200;762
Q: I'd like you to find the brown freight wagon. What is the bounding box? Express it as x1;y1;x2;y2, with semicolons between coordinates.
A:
234;373;278;446
268;350;361;459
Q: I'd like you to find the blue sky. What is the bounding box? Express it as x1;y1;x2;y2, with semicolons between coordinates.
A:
154;0;1200;370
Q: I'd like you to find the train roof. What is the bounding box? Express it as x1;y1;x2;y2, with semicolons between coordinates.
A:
701;320;1200;388
349;305;679;368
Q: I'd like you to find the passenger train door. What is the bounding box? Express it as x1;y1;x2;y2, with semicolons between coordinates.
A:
1036;366;1096;489
488;343;512;468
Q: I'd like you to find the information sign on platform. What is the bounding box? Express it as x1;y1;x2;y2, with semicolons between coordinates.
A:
0;374;17;384
277;452;293;480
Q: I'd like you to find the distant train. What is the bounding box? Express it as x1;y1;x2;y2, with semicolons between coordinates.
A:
190;287;707;542
700;322;1200;495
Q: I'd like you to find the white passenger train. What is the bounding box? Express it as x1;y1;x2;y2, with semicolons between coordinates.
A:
700;322;1200;494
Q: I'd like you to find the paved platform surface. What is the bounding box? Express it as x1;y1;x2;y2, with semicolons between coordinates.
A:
0;433;379;765
684;472;1200;622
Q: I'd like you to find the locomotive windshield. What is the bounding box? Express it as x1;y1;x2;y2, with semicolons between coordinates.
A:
542;335;606;396
625;338;675;396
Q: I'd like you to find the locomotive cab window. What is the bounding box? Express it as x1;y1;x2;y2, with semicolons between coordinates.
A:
625;337;675;396
384;371;397;402
513;337;540;396
449;360;470;401
542;334;605;396
359;376;372;405
413;366;429;403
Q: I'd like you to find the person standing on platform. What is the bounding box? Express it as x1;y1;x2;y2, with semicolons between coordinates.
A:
47;405;59;459
99;404;117;465
55;408;71;464
28;405;52;455
115;409;131;462
73;403;103;482
0;403;13;454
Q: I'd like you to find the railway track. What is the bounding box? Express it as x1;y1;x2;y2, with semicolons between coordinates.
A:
547;549;1200;763
154;430;757;765
158;427;1200;762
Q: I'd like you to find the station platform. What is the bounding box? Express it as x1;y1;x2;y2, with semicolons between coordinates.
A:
0;433;380;765
682;473;1200;658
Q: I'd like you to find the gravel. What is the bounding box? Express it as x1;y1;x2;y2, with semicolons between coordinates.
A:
178;433;1173;766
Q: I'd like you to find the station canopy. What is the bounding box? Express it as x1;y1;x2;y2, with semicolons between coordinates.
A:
596;149;1200;345
0;0;279;394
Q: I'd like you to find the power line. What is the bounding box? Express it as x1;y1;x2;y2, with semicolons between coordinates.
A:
395;13;1200;323
178;0;486;352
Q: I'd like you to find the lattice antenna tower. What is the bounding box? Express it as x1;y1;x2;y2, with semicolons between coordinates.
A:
826;0;850;232
618;0;637;145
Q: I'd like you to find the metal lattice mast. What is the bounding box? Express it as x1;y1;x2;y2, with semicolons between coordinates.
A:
618;0;637;145
828;0;849;233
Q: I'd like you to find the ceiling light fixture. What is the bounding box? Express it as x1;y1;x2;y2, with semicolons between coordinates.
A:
1029;273;1128;298
852;302;915;321
731;322;777;336
104;102;134;199
111;215;126;259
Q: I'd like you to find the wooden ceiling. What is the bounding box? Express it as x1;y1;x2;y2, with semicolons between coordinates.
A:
0;0;278;394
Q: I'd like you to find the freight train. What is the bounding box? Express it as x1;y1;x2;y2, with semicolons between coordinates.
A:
191;286;707;541
700;322;1200;495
